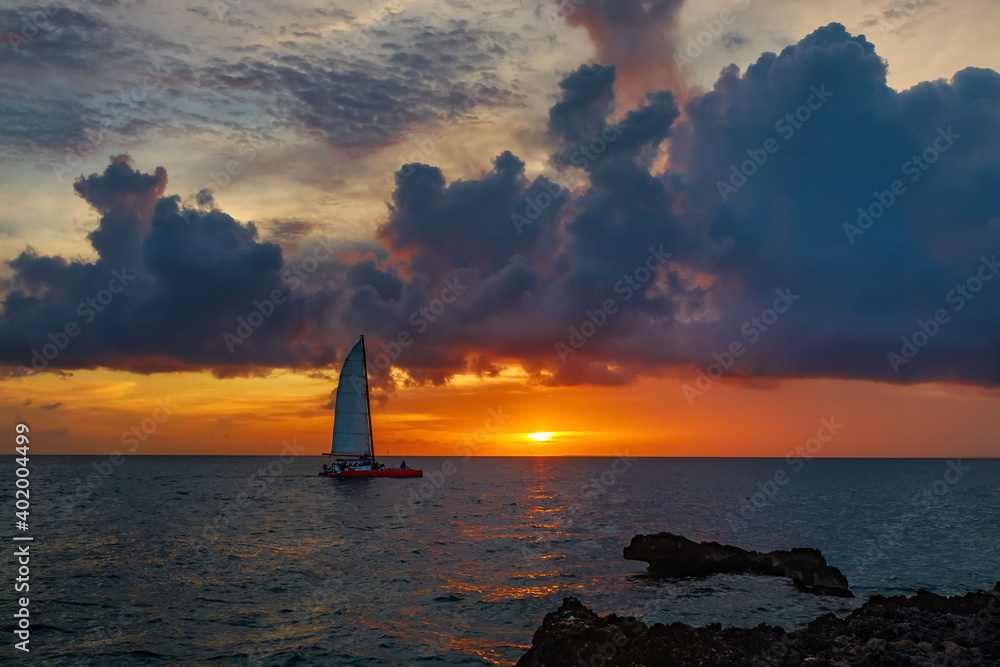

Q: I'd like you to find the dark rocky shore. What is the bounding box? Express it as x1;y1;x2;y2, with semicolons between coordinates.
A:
516;584;1000;666
623;532;853;597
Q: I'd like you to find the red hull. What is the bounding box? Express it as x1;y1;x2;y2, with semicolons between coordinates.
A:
319;469;423;478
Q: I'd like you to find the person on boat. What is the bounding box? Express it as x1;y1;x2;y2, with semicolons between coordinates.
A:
400;460;407;470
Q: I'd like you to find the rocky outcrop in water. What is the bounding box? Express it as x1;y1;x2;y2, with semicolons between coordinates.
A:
623;532;852;597
516;583;1000;666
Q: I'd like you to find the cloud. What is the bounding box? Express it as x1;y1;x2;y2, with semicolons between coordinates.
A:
378;151;565;279
549;66;679;179
259;218;321;246
721;32;749;53
0;6;520;162
560;0;688;107
666;23;1000;385
1;23;999;392
199;22;520;153
547;64;617;161
0;6;173;160
0;156;319;376
0;90;93;160
858;0;939;34
74;154;168;268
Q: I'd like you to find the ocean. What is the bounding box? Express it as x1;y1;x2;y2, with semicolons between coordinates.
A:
7;456;999;665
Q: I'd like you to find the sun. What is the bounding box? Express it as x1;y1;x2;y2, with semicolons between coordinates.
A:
527;432;554;442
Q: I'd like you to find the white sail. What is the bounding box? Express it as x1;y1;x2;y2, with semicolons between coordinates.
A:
330;339;372;457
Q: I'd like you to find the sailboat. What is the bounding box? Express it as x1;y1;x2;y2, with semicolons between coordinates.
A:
319;336;422;478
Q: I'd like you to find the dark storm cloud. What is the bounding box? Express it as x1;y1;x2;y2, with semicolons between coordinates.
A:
0;151;560;381
378;151;565;279
2;23;999;390
0;156;327;376
74;154;168;269
370;22;1000;387
346;260;403;303
548;63;679;176
666;23;1000;385
548;64;617;159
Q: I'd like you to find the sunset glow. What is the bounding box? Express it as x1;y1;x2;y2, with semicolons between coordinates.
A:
0;0;998;459
7;2;1000;665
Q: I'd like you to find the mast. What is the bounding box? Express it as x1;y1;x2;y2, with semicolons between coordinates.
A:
360;335;376;462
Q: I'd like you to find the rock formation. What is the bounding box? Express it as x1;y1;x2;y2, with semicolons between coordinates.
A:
517;583;1000;666
623;532;852;596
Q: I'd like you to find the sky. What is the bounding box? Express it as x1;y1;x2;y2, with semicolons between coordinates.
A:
1;0;998;457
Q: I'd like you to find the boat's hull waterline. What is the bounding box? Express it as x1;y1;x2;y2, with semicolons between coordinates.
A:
318;469;423;478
